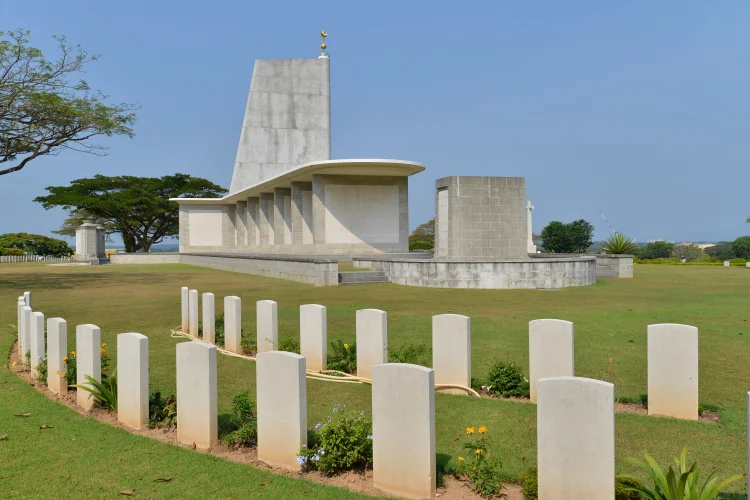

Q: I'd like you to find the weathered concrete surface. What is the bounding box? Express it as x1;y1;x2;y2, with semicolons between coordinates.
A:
188;289;199;336
224;296;242;353
434;176;527;259
76;324;102;410
356;309;387;379
354;256;596;289
256;351;307;470
648;324;698;420
176;342;218;449
256;300;278;353
432;314;470;394
47;318;68;395
30;312;44;378
537;377;615;500
109;253;181;264
529;319;574;403
300;304;326;371
117;333;149;429
531;253;634;279
372;363;436;499
230;58;331;194
202;293;215;343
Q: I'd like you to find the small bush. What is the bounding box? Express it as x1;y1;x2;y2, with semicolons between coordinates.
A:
519;467;537;499
221;392;258;448
389;343;431;366
409;240;434;251
241;335;256;356
35;356;48;383
698;402;721;416
277;338;300;353
456;425;504;497
148;392;177;428
601;233;638;255
327;340;357;374
615;476;644;500
74;371;118;411
485;361;529;398
299;404;373;474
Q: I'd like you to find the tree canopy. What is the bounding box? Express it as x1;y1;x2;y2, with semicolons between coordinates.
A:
0;232;72;256
540;219;594;253
635;241;675;260
409;219;434;246
34;174;227;252
0;30;137;177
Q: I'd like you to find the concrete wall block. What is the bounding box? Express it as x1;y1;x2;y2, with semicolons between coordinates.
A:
176;342;218;449
300;304;327;371
76;324;102;410
30;312;45;378
356;309;388;379
372;363;436;499
224;296;242;353
117;333;149;429
188;289;199;336
257;300;279;353
537;377;615;499
256;351;307;469
647;324;698;420
47;318;68;395
529;319;574;403
432;314;471;394
202;293;216;343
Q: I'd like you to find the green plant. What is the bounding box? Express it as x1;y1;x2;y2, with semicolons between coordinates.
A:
456;426;504;497
73;371;117;411
519;467;538;499
327;340;357;375
240;334;256;356
602;233;638;255
409;240;434;251
616;476;645;500
198;312;226;347
618;447;742;500
299;404;373;474
698;402;721;416
35;356;48;383
148;391;177;427
388;343;431;366
22;349;31;371
518;466;646;500
221;392;257;448
277;338;300;354
63;350;76;385
485;361;529;398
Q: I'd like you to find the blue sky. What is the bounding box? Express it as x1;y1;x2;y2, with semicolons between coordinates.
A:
1;1;748;243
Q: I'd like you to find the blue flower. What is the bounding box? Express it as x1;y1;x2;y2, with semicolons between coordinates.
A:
315;423;321;430
333;407;337;413
367;435;373;440
312;454;320;462
318;449;325;456
360;410;364;416
296;456;306;465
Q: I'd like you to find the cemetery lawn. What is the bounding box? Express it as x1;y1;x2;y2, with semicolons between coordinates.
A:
1;263;749;494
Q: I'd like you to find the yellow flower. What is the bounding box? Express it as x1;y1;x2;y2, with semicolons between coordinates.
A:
101;343;107;348
478;426;487;434
458;456;464;461
63;356;69;362
56;370;60;375
103;366;109;371
475;449;482;455
466;427;475;435
608;356;613;364
100;349;107;356
71;351;76;357
11;361;17;367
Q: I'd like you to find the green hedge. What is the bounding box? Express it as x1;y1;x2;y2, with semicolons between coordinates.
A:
635;257;748;266
409;241;434;251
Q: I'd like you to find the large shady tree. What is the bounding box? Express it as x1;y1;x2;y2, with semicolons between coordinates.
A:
35;174;227;252
0;30;137;177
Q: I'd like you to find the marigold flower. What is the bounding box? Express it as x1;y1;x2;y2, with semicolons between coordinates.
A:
475;449;482;455
100;349;107;356
101;343;107;347
63;356;69;362
478;426;487;434
344;343;349;350
458;456;464;461
71;351;76;357
103;366;109;371
466;427;475;434
56;370;60;375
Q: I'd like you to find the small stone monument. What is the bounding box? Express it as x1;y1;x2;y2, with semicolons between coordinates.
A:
527;200;537;253
74;222;108;264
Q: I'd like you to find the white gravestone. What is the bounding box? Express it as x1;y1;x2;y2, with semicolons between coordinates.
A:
21;306;32;359
432;314;471;394
30;312;45;378
537;377;615;500
256;351;307;470
117;333;149;429
529;319;574;403
76;324;102;410
47;318;68;395
202;293;215;343
16;298;24;357
372;363;436;499
224;296;242;353
256;300;278;353
356;309;388;379
300;304;327;371
181;287;189;332
724;261;730;267
176;341;218;449
24;291;31;307
188;289;199;336
647;324;698;420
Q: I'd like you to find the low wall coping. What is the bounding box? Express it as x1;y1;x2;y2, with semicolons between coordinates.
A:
354;256;596;264
173;252;336;264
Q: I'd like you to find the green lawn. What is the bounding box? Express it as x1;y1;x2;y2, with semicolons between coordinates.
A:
1;263;749;495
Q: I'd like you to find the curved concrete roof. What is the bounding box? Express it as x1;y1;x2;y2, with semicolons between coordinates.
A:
171;159;425;204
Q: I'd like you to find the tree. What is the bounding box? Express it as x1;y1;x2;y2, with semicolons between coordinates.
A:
0;232;72;256
540;219;594;253
635;241;675;260
52;208;117;240
671;244;706;262
0;30;137;177
731;236;750;260
34;174;227;252
704;241;734;261
409;219;434;246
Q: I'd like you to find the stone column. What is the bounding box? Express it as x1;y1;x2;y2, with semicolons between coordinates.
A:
647;324;698;420
76;324;102;410
74;222;99;262
259;193;275;246
300;304;326;371
222;204;237;249
256;351;307;470
176;342;218;450
236;201;248;246
526;200;536;253
47;318;68;395
291;182;313;250
432;314;471;395
188;289;199;336
529;319;574;403
181;287;189;332
356;309;388;379
117;332;149;429
202;293;215;343
256;300;278;353
247;198;260;246
372;364;436;499
30;312;45;378
274;188;292;246
224;296;242;353
96;225;106;258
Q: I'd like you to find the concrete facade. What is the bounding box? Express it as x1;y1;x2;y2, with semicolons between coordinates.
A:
647;324;698;420
594;255;634;278
434;176;527;259
529;319;574;403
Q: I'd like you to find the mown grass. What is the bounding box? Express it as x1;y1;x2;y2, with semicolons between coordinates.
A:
1;263;749;494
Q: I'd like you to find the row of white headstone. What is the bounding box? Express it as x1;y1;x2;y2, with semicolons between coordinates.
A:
1;255;72;263
183;288;700;419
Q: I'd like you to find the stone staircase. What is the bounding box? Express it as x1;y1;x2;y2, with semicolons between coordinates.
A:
338;271;389;286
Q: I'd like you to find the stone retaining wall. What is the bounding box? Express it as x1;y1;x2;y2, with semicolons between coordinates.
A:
530;253;634;278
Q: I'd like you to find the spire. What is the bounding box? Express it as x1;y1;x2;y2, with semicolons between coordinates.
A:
318;29;329;58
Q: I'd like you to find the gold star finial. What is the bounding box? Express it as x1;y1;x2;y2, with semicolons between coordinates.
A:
320;29;328;50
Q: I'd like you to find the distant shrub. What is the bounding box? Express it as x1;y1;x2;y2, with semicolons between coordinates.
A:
389;343;431;366
0;247;24;256
328;340;356;374
485;361;529;398
409;240;434;251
